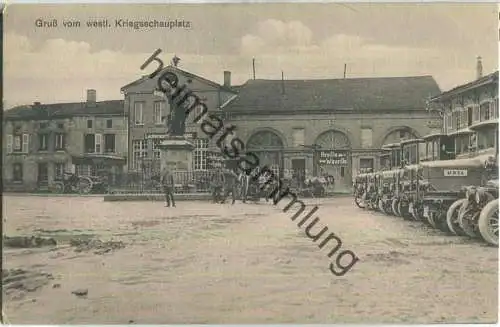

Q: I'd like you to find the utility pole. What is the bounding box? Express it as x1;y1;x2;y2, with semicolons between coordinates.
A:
252;58;256;80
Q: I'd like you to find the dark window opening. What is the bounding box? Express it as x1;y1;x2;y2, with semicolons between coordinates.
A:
13;163;23;182
106;119;113;128
37;163;48;183
84;134;96;153
340;167;345;177
57;123;64;129
104;134;116;153
87;120;93;128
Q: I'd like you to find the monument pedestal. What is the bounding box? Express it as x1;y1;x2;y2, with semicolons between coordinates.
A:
158;136;195;171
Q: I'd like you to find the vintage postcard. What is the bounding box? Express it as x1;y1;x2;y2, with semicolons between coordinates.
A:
2;2;498;324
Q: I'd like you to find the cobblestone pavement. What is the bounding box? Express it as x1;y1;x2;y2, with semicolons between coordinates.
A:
2;196;498;324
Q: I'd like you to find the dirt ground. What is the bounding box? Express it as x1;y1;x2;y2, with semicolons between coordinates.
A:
2;195;498;324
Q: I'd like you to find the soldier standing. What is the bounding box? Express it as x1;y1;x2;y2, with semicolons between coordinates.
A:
238;171;249;203
161;165;176;207
222;168;239;205
211;166;225;203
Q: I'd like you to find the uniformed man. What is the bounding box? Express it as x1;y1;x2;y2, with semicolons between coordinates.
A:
161;164;176;207
222;168;239;204
238;171;249;203
211;166;225;203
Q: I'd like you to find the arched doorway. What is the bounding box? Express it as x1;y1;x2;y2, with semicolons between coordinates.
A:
381;127;419;146
246;130;284;177
380;127;420;168
314;130;351;192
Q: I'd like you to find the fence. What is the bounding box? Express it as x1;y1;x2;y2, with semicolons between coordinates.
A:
108;170;214;194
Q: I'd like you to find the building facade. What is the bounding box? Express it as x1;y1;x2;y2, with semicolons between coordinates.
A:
221;76;441;192
120;66;237;174
3;90;127;191
428;64;498;159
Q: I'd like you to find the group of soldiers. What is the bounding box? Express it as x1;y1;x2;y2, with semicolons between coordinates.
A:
209;166;252;204
158;164;268;207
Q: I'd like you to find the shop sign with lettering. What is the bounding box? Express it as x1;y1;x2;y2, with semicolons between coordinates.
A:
317;150;349;166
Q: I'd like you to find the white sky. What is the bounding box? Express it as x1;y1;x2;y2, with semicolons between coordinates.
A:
3;3;498;108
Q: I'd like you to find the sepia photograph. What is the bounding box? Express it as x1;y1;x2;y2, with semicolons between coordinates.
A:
2;2;499;324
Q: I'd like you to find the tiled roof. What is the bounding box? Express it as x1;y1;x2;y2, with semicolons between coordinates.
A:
223;75;441;113
4;100;125;121
430;70;499;102
121;65;237;94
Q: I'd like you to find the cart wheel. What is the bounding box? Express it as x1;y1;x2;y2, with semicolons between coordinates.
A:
478;199;499;246
53;182;65;194
78;177;92;194
446;199;467;236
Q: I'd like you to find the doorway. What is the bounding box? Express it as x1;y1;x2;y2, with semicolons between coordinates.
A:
291;158;306;185
37;163;49;185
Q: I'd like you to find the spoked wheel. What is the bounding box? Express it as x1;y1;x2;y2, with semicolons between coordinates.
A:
354;193;366;209
435;211;453;234
53;182;65;194
427;212;438;229
78;177;93;194
392;198;401;217
410;202;424;221
478;199;499;246
458;209;480;239
446;199;467;236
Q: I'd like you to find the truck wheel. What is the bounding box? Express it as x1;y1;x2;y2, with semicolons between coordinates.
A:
378;199;387;214
478;199;499;246
458;208;479;239
446;199;467;236
427;212;437;229
392;198;401;217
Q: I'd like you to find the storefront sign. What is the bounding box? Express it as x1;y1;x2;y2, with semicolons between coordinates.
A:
146;132;197;139
317;150;349;166
444;169;468;177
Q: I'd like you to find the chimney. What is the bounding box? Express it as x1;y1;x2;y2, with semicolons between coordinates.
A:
86;89;97;103
223;71;231;87
476;56;483;80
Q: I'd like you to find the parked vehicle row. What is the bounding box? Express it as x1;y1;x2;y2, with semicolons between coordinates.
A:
353;137;498;246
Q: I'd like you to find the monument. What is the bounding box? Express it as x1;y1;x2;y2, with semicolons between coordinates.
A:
158;56;195;172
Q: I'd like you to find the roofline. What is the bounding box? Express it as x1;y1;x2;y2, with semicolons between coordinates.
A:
4;112;127;122
243;74;436;83
430;70;499;102
121;65;238;94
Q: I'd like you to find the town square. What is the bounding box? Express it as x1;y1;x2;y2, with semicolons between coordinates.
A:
2;2;498;324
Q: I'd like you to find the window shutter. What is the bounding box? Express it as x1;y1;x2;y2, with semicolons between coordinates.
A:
95;133;102;153
7;134;13;154
22;133;29;153
492;99;498;119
